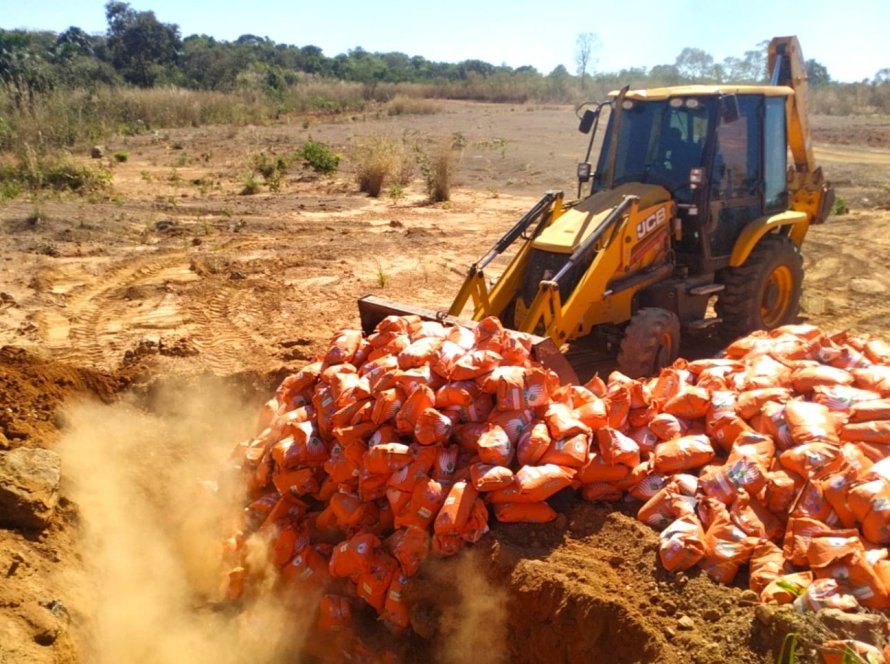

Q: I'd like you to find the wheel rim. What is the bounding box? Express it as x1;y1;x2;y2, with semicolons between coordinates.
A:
761;265;793;328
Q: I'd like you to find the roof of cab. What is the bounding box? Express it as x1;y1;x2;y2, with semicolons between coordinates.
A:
608;85;794;100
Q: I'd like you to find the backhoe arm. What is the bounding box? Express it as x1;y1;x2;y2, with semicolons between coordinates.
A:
768;36;834;224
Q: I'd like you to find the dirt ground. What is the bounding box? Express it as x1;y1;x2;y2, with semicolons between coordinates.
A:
2;100;890;663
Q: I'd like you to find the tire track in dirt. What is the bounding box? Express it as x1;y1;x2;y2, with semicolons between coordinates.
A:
801;208;890;334
185;277;281;375
48;253;192;367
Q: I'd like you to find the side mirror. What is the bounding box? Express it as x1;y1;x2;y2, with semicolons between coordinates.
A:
720;95;740;124
578;109;598;134
577;162;592;183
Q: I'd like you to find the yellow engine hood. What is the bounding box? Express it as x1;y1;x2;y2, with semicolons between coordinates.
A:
534;183;671;253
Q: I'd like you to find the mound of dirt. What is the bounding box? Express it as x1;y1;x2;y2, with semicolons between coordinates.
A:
0;346;127;449
401;501;840;664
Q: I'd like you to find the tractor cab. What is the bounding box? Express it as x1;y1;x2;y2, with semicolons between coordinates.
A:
580;86;796;276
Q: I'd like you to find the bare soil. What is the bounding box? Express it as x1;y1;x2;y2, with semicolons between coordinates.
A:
3;101;890;663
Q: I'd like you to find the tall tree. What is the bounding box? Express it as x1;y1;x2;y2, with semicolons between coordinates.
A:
805;58;831;86
105;1;181;87
575;32;600;82
674;47;714;81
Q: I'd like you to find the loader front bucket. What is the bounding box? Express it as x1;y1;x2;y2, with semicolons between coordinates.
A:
357;294;579;385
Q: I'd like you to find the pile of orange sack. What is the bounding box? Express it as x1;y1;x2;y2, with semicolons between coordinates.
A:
223;315;890;660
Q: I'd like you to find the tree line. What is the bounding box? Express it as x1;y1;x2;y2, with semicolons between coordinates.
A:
2;2;888;109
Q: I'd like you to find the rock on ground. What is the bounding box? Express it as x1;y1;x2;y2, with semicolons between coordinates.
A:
0;448;61;530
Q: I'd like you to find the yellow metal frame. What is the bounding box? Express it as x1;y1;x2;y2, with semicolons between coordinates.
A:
729;210;809;267
519;198;674;342
447;193;566;320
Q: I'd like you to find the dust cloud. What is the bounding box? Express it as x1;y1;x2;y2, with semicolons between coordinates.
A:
58;379;313;664
434;549;508;664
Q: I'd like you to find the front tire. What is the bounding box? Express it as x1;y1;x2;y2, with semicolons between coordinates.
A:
617;308;680;378
716;235;803;342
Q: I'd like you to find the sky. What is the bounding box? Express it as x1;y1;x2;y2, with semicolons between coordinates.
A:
4;0;889;83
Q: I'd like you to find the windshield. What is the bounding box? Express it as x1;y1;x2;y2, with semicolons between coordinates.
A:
596;98;711;200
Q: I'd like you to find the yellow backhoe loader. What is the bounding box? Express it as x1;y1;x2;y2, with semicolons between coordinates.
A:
358;36;833;379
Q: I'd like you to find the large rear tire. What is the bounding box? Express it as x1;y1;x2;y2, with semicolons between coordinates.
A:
617;308;680;378
715;234;803;342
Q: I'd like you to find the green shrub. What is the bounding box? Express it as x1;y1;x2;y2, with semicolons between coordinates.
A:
113;151;129;162
240;174;260;195
300;139;340;174
0;157;110;196
832;194;849;216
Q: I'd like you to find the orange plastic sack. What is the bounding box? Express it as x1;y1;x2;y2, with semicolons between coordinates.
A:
432;446;459;484
282;545;332;589
849;399;890;423
434;480;478;535
581;482;623;502
328;492;366;530
658;514;706;572
414;408;453;446
783;518;858;567
755;401;795;450
813;384;882;412
540;433;590;468
818;640;885;664
386;525;430;577
493;501;558;523
273;467;320;496
760;571;814;604
329;533;381;578
649;413;688;441
700;509;758;584
854;366;890;396
382;573;411;631
450;349;502;381
578;452;630;485
356;551;399;613
516;420;551;467
791;365;854;393
749;540;789;594
394;386;435;435
318;594;352;632
662;386;711;420
736;388;793;420
371;388;406;427
594;427;640;468
435;381;477;408
817;552;889;610
398;336;444;370
496;367;551;411
651;435;715;474
779;442;841;479
841;420;890;444
730;490;783;542
544;403;591;439
637;482;697;530
513;464;575;502
363;443;413;475
394;477;447;530
324;328;363;366
470;464;515;492
461;497;490;543
476;424;514;467
794;578;859;612
573;392;608;430
784;400;840;445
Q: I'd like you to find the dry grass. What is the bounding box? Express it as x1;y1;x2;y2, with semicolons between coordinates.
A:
421;139;460;203
387;95;441;116
350;134;414;197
